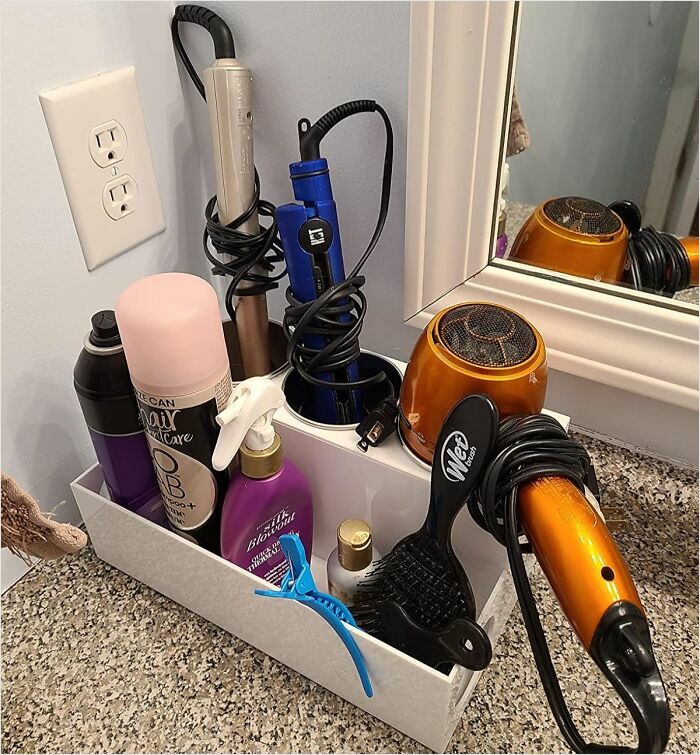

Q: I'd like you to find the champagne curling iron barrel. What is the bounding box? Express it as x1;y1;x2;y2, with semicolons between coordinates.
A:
203;53;270;377
172;5;276;377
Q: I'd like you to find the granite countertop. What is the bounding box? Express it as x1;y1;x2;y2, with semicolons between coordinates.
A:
2;433;698;754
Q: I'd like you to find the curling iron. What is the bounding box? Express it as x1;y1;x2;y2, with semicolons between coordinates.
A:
171;5;285;377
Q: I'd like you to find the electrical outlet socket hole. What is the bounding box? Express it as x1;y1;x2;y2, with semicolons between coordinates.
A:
89;120;127;168
103;174;138;220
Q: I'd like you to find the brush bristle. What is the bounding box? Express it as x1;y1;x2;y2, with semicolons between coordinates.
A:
355;532;471;630
349;603;388;639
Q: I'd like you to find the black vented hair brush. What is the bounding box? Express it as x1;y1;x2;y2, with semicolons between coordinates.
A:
352;393;497;669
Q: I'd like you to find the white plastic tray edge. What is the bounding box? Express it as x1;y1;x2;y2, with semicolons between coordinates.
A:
71;463;514;752
70;357;570;752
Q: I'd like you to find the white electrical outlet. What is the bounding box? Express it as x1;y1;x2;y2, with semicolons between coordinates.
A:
40;67;165;270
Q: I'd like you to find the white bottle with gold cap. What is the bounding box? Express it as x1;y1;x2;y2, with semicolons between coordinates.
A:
327;519;382;605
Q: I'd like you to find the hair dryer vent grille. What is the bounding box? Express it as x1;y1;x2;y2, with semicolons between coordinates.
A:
436;304;536;368
544;196;621;236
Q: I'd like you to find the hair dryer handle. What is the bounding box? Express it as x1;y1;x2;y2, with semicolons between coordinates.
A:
589;602;670;754
519;477;670;753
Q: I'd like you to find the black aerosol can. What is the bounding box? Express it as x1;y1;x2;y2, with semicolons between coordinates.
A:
74;311;159;511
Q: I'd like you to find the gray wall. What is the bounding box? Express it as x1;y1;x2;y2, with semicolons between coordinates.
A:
181;1;414;359
510;1;693;207
1;1;215;588
1;1;211;510
3;0;692;516
0;0;411;510
1;0;410;588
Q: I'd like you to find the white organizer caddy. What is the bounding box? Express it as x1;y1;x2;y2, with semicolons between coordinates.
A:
71;359;570;752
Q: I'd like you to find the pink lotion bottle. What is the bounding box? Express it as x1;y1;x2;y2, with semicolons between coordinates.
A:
212;377;313;585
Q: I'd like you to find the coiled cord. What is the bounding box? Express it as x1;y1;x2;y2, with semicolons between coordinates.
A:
171;6;285;322
608;200;691;296
627;226;690;296
469;414;590;548
284;102;394;395
202;181;286;321
469;414;639;754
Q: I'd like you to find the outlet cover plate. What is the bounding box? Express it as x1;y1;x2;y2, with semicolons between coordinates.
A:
40;66;165;270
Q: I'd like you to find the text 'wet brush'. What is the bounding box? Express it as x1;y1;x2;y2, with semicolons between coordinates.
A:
351;393;497;671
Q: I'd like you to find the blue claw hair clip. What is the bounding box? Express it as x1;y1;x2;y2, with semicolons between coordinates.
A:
255;534;373;698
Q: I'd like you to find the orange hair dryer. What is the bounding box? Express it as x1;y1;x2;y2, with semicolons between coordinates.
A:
398;302;670;752
509;196;628;284
509;195;697;296
399;302;547;463
680;236;699;287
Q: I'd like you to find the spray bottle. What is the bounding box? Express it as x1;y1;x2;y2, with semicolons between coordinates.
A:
116;273;233;554
213;378;313;585
73;310;159;512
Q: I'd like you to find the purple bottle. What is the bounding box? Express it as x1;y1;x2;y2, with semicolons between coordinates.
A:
495;232;508;259
73;311;159;511
494;207;509;259
212;378;313;585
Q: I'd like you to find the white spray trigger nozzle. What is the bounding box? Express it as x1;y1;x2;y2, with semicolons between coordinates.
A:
212;377;285;471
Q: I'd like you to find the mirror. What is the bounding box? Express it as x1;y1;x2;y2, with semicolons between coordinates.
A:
494;1;699;309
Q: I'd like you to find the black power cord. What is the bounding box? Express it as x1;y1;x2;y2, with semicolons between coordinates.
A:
468;414;655;754
283;102;394;401
609;200;691;296
627;227;690;296
171;6;285;322
171;4;234;96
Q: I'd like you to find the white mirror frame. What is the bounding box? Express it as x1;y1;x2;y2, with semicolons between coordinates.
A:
404;0;698;413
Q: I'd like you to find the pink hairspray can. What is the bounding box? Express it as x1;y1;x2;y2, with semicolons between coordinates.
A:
116;273;233;553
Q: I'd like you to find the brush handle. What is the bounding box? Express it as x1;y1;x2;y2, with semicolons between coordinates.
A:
425;394;498;549
354;600;491;671
439;617;492;670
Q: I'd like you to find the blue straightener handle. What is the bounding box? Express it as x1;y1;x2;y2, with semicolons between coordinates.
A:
255;534;373;697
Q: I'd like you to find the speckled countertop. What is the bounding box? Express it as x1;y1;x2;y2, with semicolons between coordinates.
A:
2;433;698;754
